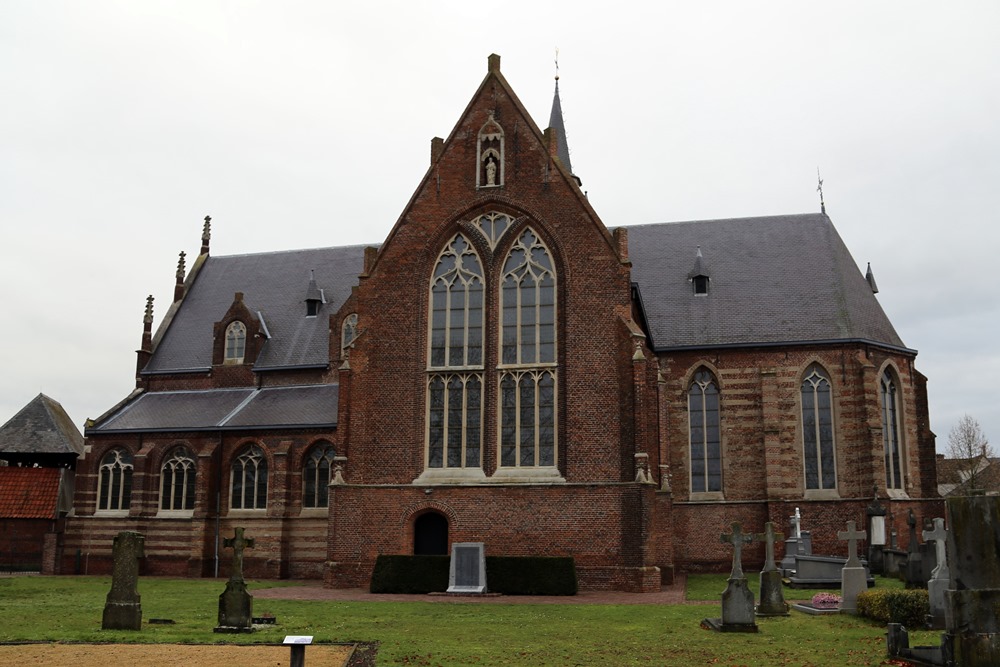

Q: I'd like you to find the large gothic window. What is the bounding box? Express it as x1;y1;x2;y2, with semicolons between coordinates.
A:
231;444;267;509
801;364;837;491
881;369;905;490
98;448;133;511
688;368;721;494
303;441;337;508
160;446;196;511
426;235;484;470
499;229;557;469
225;321;246;364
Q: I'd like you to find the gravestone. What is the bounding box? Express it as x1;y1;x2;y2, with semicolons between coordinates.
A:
781;507;812;576
837;520;867;613
887;496;1000;666
755;522;789;616
447;542;487;594
101;531;145;630
702;522;758;633
904;509;924;588
866;487;887;575
215;527;255;632
922;517;949;629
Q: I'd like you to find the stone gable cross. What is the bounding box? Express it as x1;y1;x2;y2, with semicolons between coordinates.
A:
754;522;785;573
922;517;950;581
837;520;867;568
721;521;754;579
224;527;254;583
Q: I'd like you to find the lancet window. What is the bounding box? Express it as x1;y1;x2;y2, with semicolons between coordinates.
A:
160;446;196;511
881;369;905;490
98;447;133;512
801;364;837;490
231;444;267;510
688;368;721;494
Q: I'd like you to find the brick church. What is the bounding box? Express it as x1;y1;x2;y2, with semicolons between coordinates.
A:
62;54;940;590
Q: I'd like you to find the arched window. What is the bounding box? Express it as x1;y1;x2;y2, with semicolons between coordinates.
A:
225;321;246;364
160;446;196;511
426;235;484;470
98;448;133;511
499;229;557;469
303;442;337;508
688;368;721;493
231;444;267;510
881;369;905;490
801;364;836;490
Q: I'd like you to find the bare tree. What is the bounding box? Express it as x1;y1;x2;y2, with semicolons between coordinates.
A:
947;415;994;493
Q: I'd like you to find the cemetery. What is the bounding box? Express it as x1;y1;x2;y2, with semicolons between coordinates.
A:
5;496;1000;666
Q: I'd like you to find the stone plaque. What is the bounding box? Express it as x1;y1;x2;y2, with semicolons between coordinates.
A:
447;542;486;594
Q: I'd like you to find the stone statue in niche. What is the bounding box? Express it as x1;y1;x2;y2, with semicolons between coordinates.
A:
486;157;497;186
477;111;504;188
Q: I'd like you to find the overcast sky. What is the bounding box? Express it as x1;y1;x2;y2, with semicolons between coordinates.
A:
2;2;997;453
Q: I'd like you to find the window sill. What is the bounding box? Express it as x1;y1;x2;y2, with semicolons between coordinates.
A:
688;491;725;502
803;489;841;500
156;510;194;518
488;467;565;484
885;488;910;500
93;510;130;517
298;507;329;517
414;468;488;485
226;508;268;517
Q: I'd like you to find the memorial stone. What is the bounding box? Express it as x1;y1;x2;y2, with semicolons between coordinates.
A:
922;517;949;629
702;522;758;633
101;531;145;630
755;522;789;616
837;520;868;613
216;527;255;632
447;542;487;594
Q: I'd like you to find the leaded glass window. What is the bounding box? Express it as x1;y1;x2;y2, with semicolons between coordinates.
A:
98;448;133;511
231;444;267;510
472;211;513;249
425;235;484;470
303;442;336;508
499;370;556;467
689;369;721;493
225;321;246;363
802;365;836;490
160;446;196;511
341;314;358;357
881;370;904;490
501;229;556;366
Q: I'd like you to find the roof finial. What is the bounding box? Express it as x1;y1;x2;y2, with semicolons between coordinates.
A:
176;251;186;280
554;47;560;82
200;215;212;255
816;167;826;214
143;295;154;324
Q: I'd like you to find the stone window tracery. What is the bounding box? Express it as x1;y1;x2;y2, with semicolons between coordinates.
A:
98;448;133;512
225;321;246;364
303;441;337;508
160;446;196;511
231;444;267;510
341;314;358;357
881;369;905;490
801;364;837;490
688;368;721;494
471;211;514;250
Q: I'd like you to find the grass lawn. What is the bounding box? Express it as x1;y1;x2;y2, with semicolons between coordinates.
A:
0;575;938;666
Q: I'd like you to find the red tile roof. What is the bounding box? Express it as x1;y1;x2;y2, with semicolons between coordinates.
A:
0;467;60;519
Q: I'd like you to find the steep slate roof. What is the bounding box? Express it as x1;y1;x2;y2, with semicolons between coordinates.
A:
144;245;368;373
0;467;60;519
0;394;84;457
91;385;339;433
626;213;909;352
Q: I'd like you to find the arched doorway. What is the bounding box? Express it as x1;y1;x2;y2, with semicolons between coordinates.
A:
413;511;448;555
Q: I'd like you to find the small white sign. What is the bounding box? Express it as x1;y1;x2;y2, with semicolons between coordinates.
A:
283;635;314;645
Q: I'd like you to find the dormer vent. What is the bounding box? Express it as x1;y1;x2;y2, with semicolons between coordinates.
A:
687;246;711;296
305;269;324;317
866;262;879;294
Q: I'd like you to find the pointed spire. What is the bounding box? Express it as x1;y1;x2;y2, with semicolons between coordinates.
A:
174;251;187;302
137;295;154;383
548;49;580;186
200;215;212;255
866;262;879;294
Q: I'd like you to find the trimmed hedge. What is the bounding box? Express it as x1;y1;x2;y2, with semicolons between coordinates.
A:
856;588;929;627
369;555;577;595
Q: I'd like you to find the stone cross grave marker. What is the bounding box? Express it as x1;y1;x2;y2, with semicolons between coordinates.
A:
792;507;802;538
448;542;487;594
102;531;145;630
702;521;758;632
755;521;789;617
904;509;925;587
922;517;949;629
837;520;868;613
216;527;255;632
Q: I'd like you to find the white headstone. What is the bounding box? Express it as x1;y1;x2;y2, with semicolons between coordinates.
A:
447;542;487;594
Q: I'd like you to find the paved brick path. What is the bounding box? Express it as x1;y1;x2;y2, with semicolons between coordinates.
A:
254;573;713;605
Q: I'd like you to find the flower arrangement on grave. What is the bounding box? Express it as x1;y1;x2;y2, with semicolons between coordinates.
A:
811;592;841;609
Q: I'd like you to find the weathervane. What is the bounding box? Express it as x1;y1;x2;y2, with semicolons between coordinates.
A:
816;167;826;214
554;47;560;81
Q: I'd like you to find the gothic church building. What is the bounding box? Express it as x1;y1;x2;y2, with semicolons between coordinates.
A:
63;55;939;590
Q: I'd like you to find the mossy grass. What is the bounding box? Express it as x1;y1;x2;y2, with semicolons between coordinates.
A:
0;575;937;666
